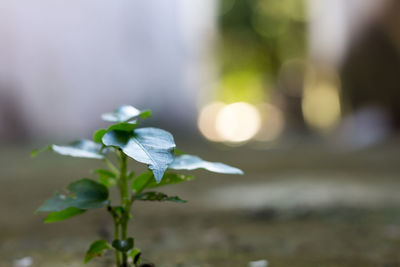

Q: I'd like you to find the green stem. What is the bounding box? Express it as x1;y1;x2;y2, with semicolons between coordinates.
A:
119;151;131;267
119;152;130;209
114;218;121;267
104;158;120;176
108;206;121;267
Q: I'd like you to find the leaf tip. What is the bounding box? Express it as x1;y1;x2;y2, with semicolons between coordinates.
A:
30;145;51;158
30;149;39;158
93;129;107;143
140;109;152;119
236;169;244;175
152;170;164;184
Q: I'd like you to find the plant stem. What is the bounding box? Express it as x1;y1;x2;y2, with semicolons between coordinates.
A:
119;151;130;267
104;158;120;176
119;152;130;212
108;206;122;267
114;218;121;267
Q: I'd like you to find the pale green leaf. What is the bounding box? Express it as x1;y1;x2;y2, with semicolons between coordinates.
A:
169;154;243;175
51;140;106;159
102;128;175;182
101;105;150;123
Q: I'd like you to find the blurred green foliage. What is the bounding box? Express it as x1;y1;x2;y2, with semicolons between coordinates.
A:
216;0;307;103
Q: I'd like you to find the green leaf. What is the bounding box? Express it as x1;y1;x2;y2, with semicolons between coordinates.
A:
133;192;187;203
131;172;152;192
127;171;135;180
93;122;138;146
174;148;185;156
132;172;193;192
139;109;152;119
102;128;175;182
148;172;194;188
43;207;85;223
37;178;109;212
84;239;111;263
93;169;116;178
51;140;106;159
169;154;243;175
101;105;150;123
93;169;117;187
93;129;107;143
31;145;51;157
98;176;116;187
112;238;134;252
107;122;137;132
129;248;141;265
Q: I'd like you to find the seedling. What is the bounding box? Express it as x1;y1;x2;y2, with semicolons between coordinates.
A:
33;105;243;267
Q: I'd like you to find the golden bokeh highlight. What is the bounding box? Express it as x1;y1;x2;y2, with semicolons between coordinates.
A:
216;102;261;143
302;80;341;131
198;101;286;144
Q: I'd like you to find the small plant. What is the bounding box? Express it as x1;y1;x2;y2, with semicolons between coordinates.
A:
33;105;243;267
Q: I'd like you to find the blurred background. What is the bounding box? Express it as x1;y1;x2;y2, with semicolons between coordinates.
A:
1;0;400;266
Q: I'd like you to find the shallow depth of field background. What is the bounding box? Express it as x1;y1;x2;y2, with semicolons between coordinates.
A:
1;1;400;266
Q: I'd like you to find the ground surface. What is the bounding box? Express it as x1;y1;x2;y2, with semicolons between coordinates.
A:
2;138;400;267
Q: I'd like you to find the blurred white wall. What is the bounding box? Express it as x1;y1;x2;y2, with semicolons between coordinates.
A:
0;0;216;140
308;0;389;66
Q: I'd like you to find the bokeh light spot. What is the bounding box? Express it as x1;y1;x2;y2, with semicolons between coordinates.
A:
216;102;261;143
198;102;226;142
302;81;341;131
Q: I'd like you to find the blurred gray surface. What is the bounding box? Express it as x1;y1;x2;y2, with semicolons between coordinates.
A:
2;139;400;266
